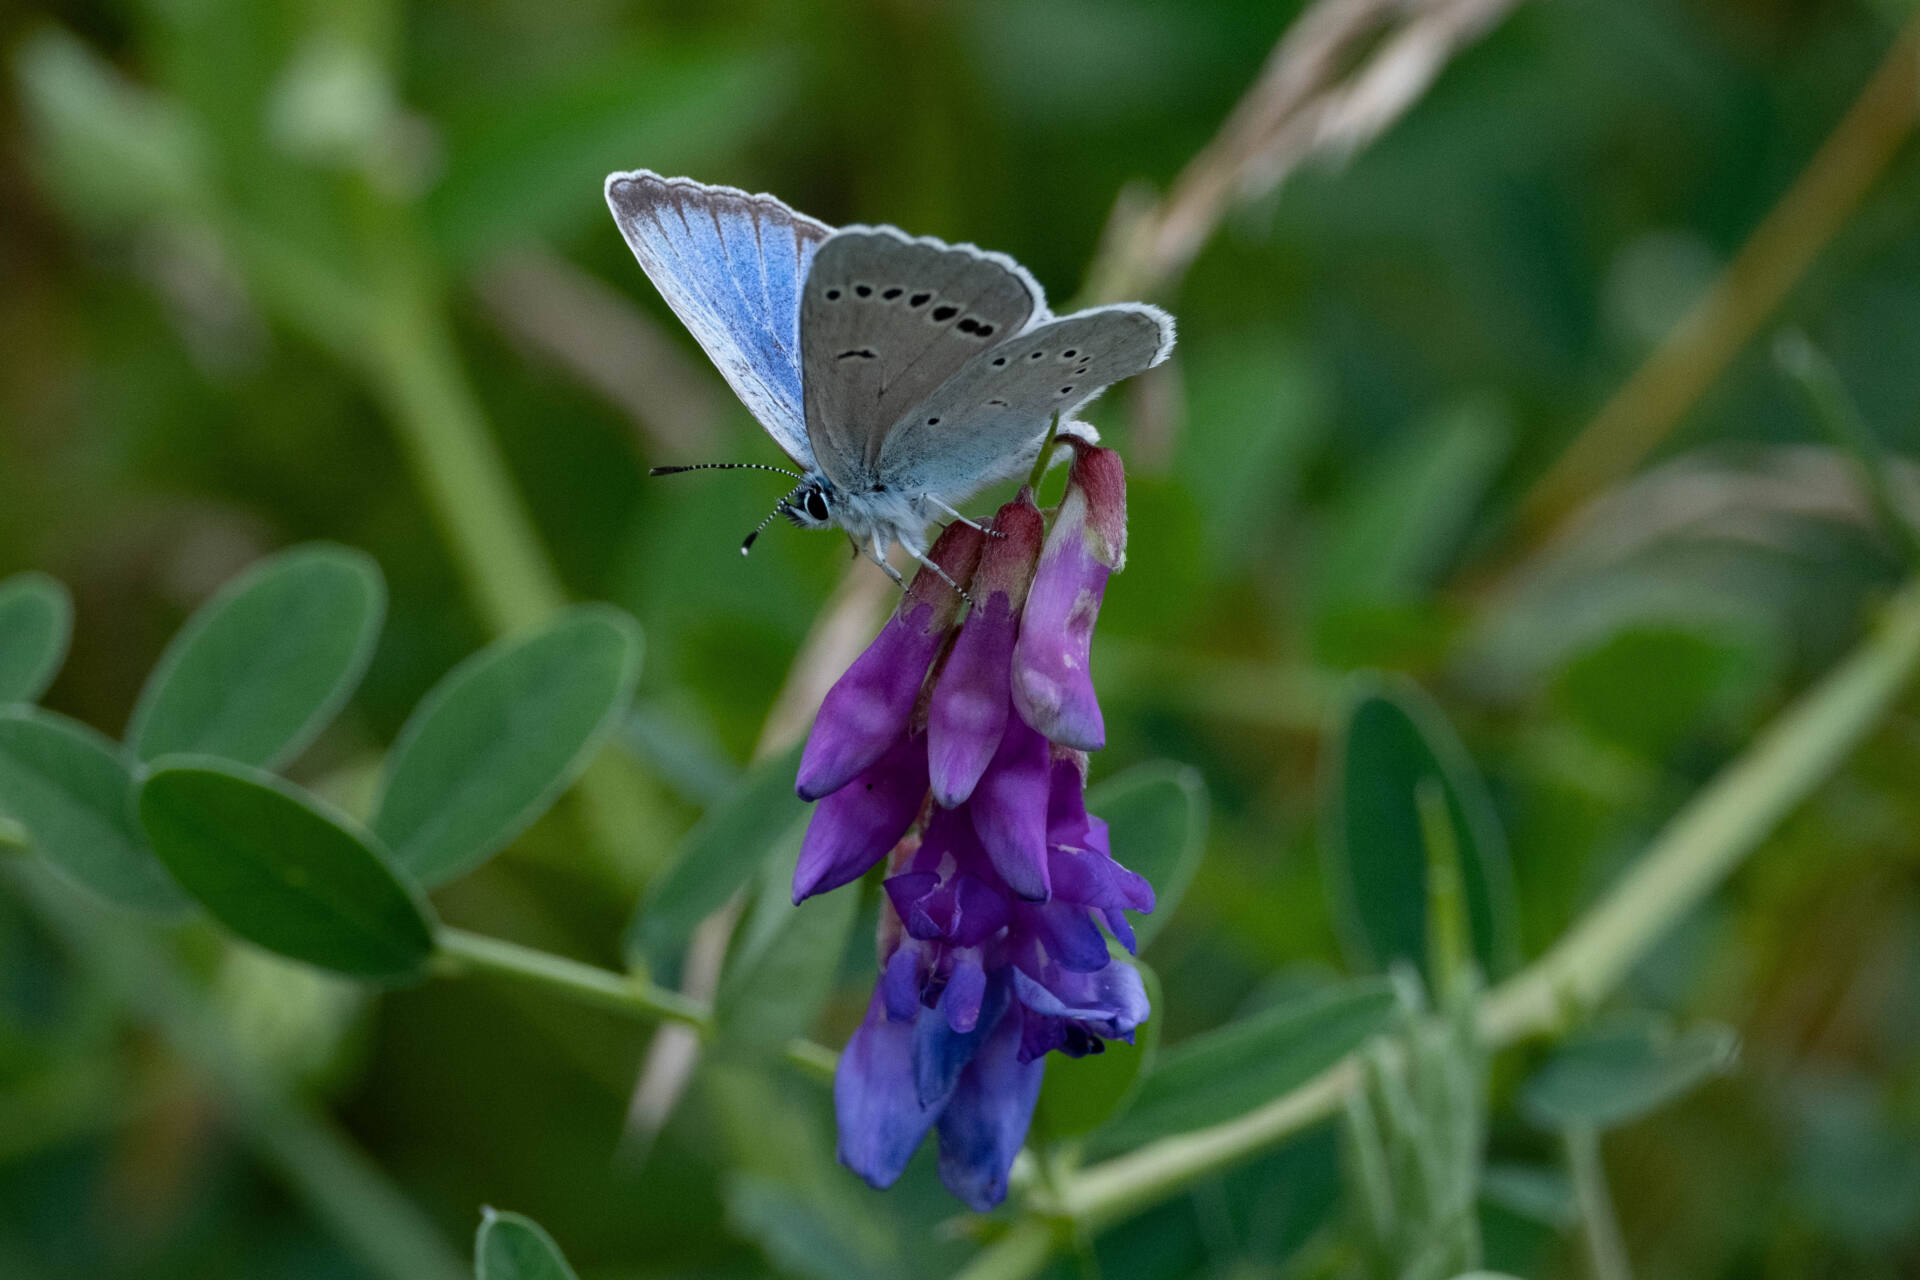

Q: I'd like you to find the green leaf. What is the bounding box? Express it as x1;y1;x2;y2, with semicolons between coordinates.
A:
129;544;385;769
0;573;73;705
1090;977;1400;1157
724;1175;902;1280
139;760;435;979
1312;397;1512;612
1322;673;1521;984
0;708;186;914
1035;952;1162;1141
625;742;806;970
1086;761;1208;951
474;1209;580;1280
715;825;859;1048
1520;1014;1738;1132
1480;1162;1579;1228
373;605;642;886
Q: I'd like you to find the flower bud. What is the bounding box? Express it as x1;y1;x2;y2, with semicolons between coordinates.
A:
797;523;984;800
1012;445;1125;751
927;491;1045;807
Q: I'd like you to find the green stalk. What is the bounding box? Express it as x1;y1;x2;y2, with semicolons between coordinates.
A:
433;926;710;1029
1774;329;1920;570
432;925;841;1080
981;575;1920;1274
1565;1126;1633;1280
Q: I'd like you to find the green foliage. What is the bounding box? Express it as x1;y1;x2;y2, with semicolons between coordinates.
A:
128;544;385;769
1087;762;1209;951
1520;1015;1739;1132
373;605;642;886
1324;674;1520;985
1035;952;1163;1141
0;708;186;914
716;827;859;1049
0;572;72;705
139;760;436;979
1091;978;1401;1157
473;1210;580;1280
625;742;806;970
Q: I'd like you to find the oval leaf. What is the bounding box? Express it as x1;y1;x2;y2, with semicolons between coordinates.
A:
373;605;642;886
1086;761;1208;951
1520;1015;1739;1132
1035;952;1162;1141
129;544;384;768
1322;673;1520;984
475;1209;580;1280
0;572;74;705
624;741;805;971
1089;977;1400;1157
0;708;186;913
716;825;859;1048
139;759;435;978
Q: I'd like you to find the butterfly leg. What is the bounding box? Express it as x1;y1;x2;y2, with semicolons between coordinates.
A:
904;543;974;605
924;495;1006;539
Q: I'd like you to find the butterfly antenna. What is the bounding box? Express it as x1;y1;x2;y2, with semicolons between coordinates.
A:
741;484;807;557
650;462;806;480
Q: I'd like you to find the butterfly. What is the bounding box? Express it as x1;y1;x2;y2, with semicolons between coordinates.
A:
605;170;1174;586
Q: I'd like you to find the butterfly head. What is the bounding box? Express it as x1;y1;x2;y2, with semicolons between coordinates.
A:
780;476;836;530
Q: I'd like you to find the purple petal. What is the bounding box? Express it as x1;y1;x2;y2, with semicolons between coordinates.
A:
792;731;929;903
1045;756;1093;847
944;952;988;1033
797;611;944;801
935;1001;1045;1212
836;987;942;1190
912;971;1010;1107
1011;528;1110;752
949;873;1012;948
1011;961;1150;1040
970;714;1052;901
927;593;1017;808
1017;899;1111;972
881;943;925;1021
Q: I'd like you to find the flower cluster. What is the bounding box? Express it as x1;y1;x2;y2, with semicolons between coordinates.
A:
792;442;1153;1211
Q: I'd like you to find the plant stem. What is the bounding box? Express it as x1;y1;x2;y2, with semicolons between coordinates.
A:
431;926;841;1079
1564;1126;1633;1280
1773;329;1920;570
1480;575;1920;1043
1518;8;1920;536
982;574;1920;1276
433;926;711;1029
951;1220;1063;1280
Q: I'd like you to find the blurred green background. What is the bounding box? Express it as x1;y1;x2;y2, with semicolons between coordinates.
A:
5;0;1920;1277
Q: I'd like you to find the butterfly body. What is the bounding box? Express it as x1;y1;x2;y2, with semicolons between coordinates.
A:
606;170;1173;576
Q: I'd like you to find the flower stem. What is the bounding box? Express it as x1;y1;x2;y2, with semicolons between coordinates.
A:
1773;329;1920;570
987;574;1920;1274
433;926;711;1030
430;926;842;1080
1565;1126;1633;1280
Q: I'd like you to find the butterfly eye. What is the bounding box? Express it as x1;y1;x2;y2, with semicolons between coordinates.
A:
805;490;831;522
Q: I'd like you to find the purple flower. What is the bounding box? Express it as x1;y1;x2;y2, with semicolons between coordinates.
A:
792;728;930;903
797;443;1158;1211
928;491;1044;807
1012;444;1126;752
797;522;983;801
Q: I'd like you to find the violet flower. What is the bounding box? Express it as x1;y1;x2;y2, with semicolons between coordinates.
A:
795;446;1154;1211
1012;444;1126;752
797;522;983;801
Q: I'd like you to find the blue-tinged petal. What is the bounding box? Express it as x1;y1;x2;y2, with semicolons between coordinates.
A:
836;987;942;1190
912;970;1010;1108
936;1000;1046;1212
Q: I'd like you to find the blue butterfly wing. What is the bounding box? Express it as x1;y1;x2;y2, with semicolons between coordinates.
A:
606;171;830;469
